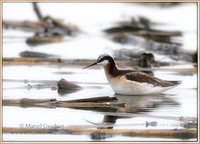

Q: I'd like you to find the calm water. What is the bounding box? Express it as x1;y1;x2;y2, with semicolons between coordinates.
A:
2;3;198;141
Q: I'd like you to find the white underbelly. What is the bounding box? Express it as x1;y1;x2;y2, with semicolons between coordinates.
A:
108;77;171;95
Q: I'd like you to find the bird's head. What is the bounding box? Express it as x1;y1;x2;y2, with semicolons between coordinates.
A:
83;54;114;69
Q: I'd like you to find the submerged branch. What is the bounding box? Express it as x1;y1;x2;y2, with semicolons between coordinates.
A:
3;97;123;112
3;20;45;32
2;98;196;124
3;57;196;74
3;127;197;139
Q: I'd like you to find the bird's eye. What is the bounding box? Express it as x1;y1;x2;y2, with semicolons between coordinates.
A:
98;57;105;62
98;58;103;62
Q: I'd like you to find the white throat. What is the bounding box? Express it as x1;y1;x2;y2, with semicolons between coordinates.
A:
98;60;109;66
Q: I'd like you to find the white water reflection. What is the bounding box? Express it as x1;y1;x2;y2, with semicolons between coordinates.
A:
2;2;197;142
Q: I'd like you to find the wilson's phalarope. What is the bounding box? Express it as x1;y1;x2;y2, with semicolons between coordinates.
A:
83;54;181;95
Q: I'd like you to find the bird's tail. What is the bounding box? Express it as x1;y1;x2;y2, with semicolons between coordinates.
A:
171;81;181;86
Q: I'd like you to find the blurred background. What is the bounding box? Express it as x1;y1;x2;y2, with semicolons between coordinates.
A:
3;3;197;59
2;3;198;142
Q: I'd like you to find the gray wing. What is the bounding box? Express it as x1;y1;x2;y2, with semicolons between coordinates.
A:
124;72;181;87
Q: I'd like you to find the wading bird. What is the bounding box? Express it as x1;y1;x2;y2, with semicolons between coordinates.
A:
83;54;181;95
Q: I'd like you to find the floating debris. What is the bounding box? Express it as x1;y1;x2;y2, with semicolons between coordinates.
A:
103;17;197;63
104;24;182;44
112;33;197;63
65;96;117;103
26;36;63;46
183;121;197;129
19;50;59;58
3;19;79;36
57;78;81;90
114;49;176;68
3;20;45;32
146;121;158;127
3;96;124;112
3;57;197;75
138;52;155;68
57;78;82;95
3;2;79;47
3;127;197;139
3;98;56;108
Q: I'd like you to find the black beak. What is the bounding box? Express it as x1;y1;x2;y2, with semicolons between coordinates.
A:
82;62;98;69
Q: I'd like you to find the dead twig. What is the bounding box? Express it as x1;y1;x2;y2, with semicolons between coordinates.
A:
33;3;44;22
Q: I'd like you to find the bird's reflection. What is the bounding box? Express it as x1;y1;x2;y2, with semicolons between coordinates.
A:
115;93;179;113
90;93;179;140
